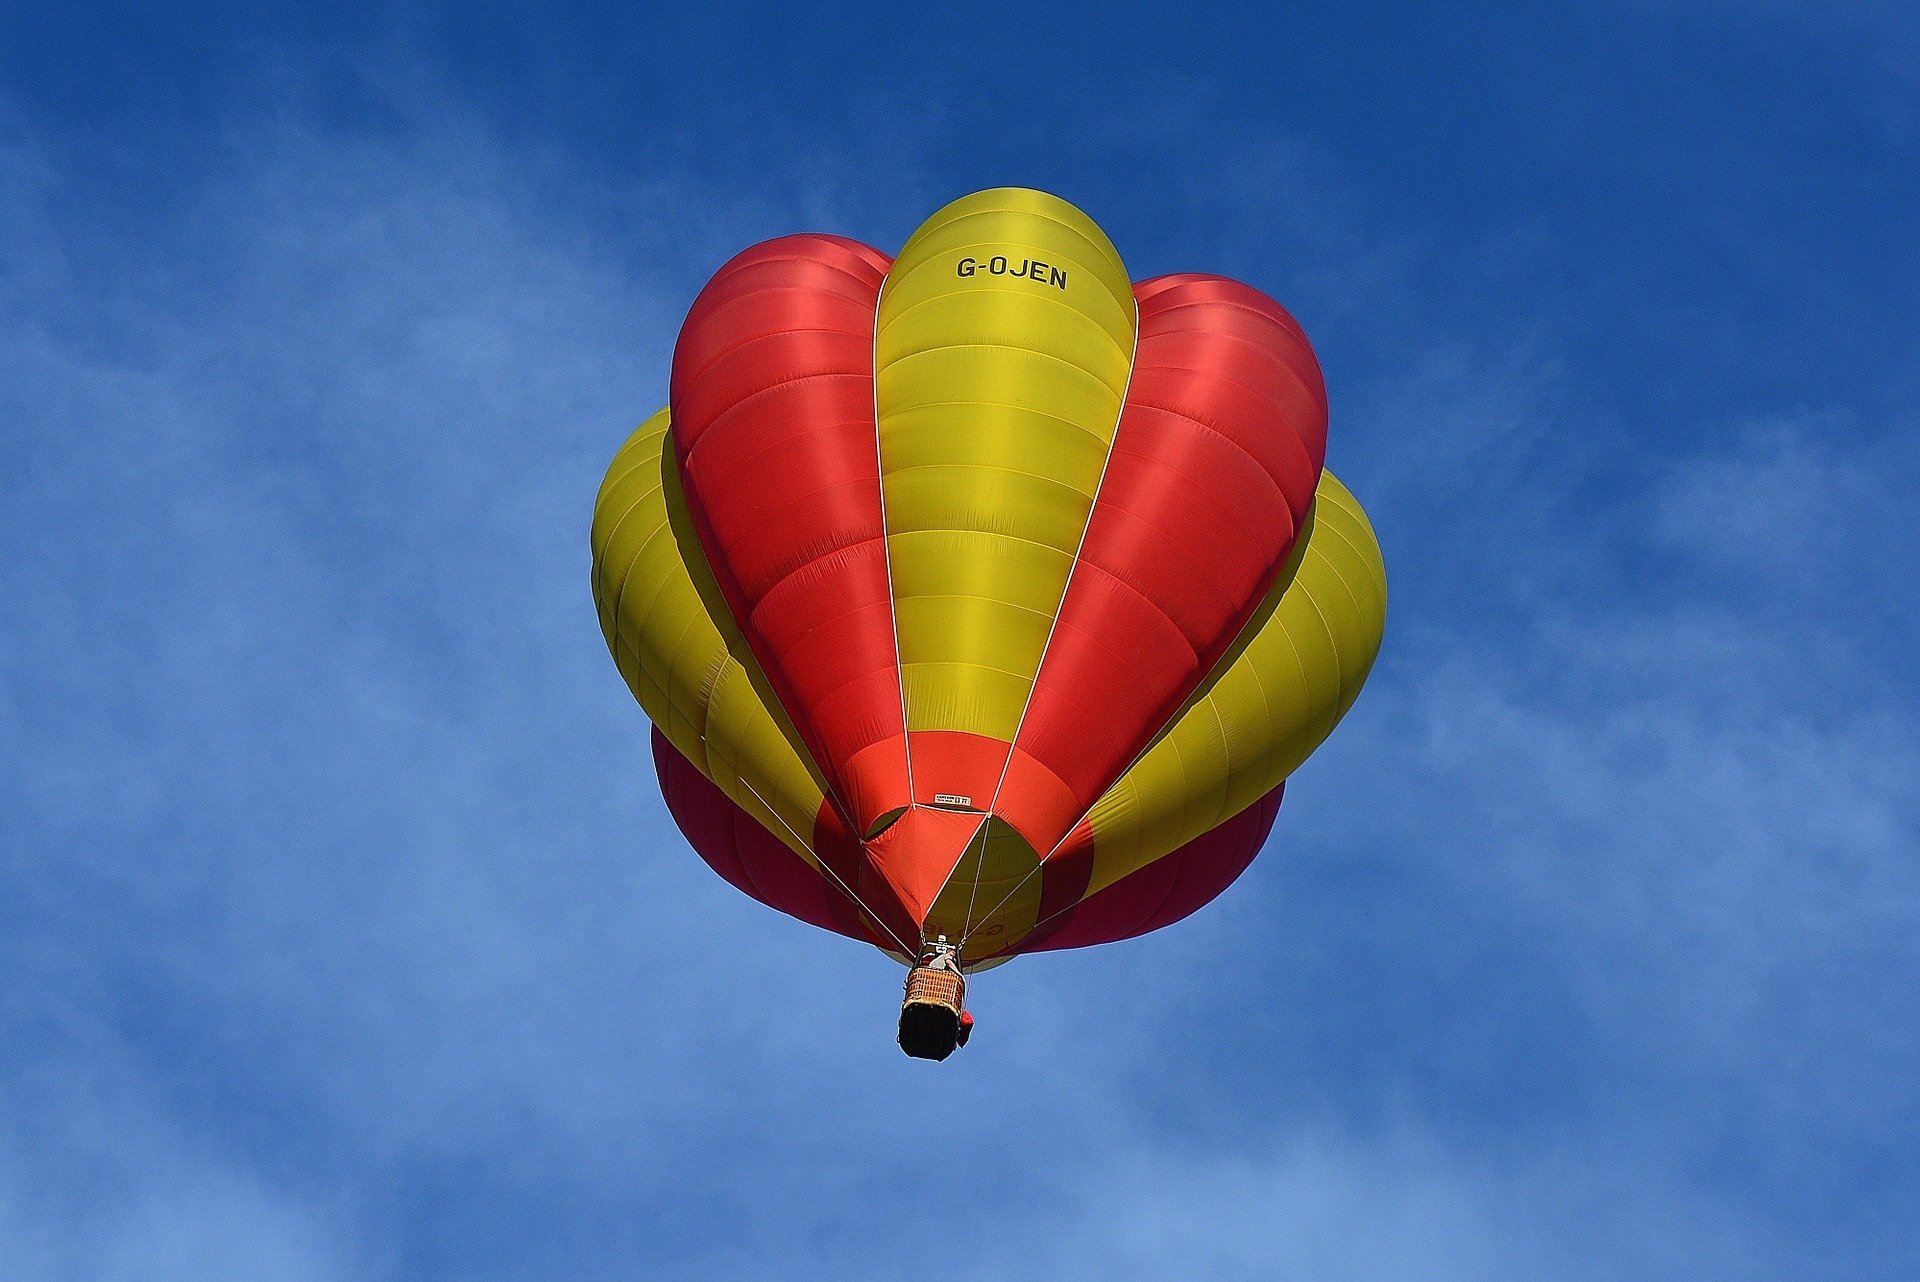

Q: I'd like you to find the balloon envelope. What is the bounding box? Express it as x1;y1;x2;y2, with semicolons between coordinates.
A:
591;188;1385;966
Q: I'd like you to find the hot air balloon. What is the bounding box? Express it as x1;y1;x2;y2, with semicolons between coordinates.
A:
590;188;1385;1059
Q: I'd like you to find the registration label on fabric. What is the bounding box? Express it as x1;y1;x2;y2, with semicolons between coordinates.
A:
955;256;1068;290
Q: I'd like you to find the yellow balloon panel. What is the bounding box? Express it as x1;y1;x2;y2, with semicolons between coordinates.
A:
923;818;1044;946
589;410;832;861
876;188;1138;742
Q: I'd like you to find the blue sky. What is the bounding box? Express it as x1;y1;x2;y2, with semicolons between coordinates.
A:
3;5;1917;1278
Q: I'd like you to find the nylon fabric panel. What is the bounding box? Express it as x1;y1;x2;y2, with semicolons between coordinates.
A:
668;235;910;837
921;818;1045;950
652;730;883;948
1005;785;1283;956
1078;471;1386;895
876;188;1138;814
590;410;833;870
996;274;1329;852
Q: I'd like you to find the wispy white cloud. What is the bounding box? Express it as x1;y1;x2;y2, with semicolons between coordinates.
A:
1260;387;1920;1274
0;1026;358;1282
999;1123;1803;1282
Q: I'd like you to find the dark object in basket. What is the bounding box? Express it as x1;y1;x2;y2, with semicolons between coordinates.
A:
899;965;966;1060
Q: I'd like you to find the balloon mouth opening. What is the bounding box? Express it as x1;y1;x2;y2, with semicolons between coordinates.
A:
858;805;994;929
862;806;907;841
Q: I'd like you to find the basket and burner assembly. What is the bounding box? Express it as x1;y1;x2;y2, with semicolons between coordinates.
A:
898;937;972;1061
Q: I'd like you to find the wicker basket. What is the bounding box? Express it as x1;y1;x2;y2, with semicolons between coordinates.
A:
904;965;965;1011
898;965;966;1060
